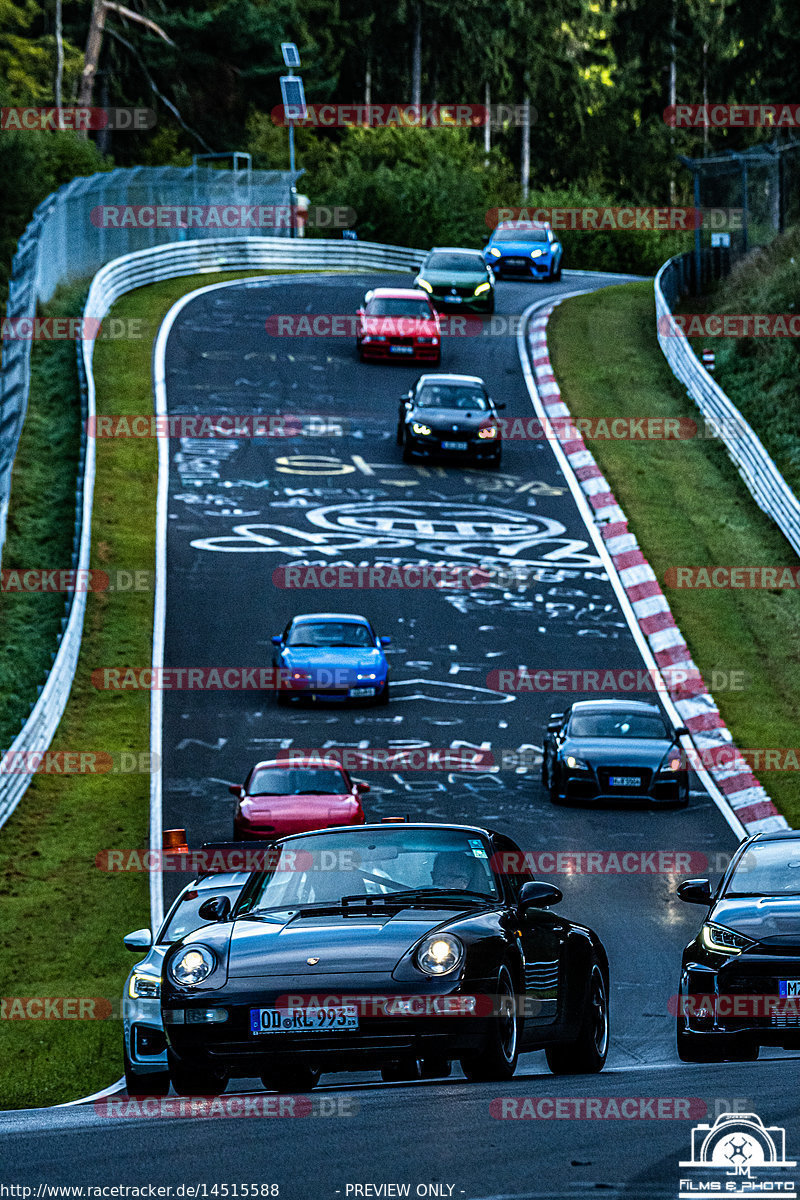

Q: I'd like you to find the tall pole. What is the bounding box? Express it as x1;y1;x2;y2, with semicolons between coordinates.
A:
521;96;530;202
289;120;296;239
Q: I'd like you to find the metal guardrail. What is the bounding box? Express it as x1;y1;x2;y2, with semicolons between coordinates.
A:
655;253;800;559
0;234;425;829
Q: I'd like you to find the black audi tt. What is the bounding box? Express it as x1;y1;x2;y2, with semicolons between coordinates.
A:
397;373;505;465
161;822;609;1094
541;699;689;807
677;830;800;1062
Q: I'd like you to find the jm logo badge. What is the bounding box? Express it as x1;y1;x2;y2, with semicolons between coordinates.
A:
679;1112;796;1198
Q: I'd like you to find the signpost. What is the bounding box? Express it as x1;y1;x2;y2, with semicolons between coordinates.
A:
280;43;305;239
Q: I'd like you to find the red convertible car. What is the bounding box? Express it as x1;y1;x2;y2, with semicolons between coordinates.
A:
356;287;441;364
230;756;368;840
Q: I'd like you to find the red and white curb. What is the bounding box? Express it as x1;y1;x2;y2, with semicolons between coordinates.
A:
527;300;788;837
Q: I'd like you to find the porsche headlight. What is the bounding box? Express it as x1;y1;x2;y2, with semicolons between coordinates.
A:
411;422;432;436
416;933;464;976
530;248;545;258
474;281;491;295
488;248;501;258
566;755;590;770
169;946;215;986
701;923;756;956
128;971;161;999
417;278;433;293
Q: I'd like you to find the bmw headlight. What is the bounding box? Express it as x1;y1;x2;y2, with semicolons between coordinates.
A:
169;946;215;986
411;422;432;436
530;248;545;258
128;971;161;999
474;281;491;295
701;923;756;956
416;933;464;976
478;424;498;439
566;755;590;770
488;247;501;258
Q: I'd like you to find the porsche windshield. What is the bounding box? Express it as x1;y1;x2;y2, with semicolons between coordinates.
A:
247;767;348;795
241;828;499;911
727;841;800;896
568;712;669;739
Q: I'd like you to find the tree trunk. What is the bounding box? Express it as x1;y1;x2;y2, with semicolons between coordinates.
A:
668;0;676;202
521;96;530;201
365;56;371;107
411;2;421;110
484;80;491;165
55;0;64;124
79;0;107;115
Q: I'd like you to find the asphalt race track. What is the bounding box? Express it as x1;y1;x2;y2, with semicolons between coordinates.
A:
4;269;797;1194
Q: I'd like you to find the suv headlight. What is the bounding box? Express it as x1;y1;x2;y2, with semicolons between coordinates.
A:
128;971;161;999
474;281;491;295
701;923;756;956
566;755;590;770
169;946;215;986
416;933;464;976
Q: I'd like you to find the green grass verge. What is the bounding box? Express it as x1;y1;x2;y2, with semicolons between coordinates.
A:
0;286;84;750
0;267;310;1110
547;282;800;826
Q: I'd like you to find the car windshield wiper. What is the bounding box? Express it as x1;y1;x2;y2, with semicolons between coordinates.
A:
378;888;496;906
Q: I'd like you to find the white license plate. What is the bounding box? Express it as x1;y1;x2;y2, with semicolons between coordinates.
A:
442;441;468;451
350;686;376;697
389;345;414;354
250;1006;359;1035
609;776;641;787
779;980;800;997
506;258;527;267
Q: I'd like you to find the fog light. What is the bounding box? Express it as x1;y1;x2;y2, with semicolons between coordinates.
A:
186;1008;229;1024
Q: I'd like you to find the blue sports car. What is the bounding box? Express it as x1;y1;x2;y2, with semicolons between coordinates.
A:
271;613;391;705
484;221;563;281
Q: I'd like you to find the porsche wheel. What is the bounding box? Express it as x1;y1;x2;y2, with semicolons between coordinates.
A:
545;960;608;1075
460;964;519;1082
167;1050;229;1096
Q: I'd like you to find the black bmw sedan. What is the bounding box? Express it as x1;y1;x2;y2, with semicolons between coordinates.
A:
541;699;689;807
161;822;609;1094
677;830;800;1062
397;373;505;465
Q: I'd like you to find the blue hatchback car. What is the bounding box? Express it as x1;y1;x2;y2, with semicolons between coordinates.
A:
484;220;563;281
272;613;391;705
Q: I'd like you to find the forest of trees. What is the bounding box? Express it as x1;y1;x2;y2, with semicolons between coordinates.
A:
1;0;798;278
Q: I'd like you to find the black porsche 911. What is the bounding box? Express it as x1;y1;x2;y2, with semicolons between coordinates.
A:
397;373;505;465
677;830;800;1062
541;699;689;807
161;822;609;1094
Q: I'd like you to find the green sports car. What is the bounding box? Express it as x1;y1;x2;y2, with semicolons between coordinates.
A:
414;247;495;314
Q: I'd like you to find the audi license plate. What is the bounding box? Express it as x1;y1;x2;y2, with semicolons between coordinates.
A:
779;980;800;997
609;776;641;788
442;441;468;451
349;686;376;697
389;345;414;354
251;1006;359;1035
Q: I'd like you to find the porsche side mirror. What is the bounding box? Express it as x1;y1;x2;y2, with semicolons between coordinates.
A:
198;896;232;922
124;928;152;951
271;635;282;646
676;879;712;906
229;784;245;798
518;881;562;915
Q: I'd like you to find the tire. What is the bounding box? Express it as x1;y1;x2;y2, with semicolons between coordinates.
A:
261;1065;320;1093
545;960;609;1075
460;964;519;1082
167;1049;229;1096
554;265;562;281
485;295;495;315
380;1058;421;1083
124;1047;170;1097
